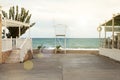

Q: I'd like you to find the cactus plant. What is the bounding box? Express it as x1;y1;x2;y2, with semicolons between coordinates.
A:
2;5;35;38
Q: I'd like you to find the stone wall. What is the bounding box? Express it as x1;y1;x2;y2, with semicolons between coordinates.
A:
2;50;12;63
24;50;33;62
33;49;40;54
66;49;99;54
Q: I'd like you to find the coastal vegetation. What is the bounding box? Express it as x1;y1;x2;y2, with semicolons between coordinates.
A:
2;5;35;38
37;44;46;53
55;45;61;53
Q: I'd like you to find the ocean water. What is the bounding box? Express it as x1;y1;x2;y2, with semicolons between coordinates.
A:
32;38;100;49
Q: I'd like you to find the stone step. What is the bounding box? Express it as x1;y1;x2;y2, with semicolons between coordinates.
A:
11;50;20;54
6;58;20;63
5;50;20;63
8;54;20;58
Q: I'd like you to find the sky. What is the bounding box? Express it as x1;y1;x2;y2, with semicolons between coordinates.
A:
0;0;120;38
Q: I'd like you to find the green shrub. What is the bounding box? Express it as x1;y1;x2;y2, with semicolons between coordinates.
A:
56;45;61;49
37;45;42;50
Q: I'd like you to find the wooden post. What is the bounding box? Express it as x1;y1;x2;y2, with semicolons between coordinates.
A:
98;31;101;47
4;18;7;39
29;26;30;38
117;33;120;49
97;25;102;47
105;23;106;40
112;14;115;49
104;23;107;48
64;35;66;54
55;36;56;54
19;26;20;38
0;14;2;63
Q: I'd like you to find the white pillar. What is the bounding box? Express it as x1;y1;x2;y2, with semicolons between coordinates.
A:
64;36;66;54
99;28;101;47
97;26;102;47
117;33;120;49
0;9;2;63
104;23;107;48
4;18;7;39
112;14;115;48
55;36;56;54
28;26;30;38
19;26;20;38
65;25;67;54
105;23;106;39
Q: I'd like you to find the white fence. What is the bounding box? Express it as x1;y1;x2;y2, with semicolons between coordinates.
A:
16;38;26;48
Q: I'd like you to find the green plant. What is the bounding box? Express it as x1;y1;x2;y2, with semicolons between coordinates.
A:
56;45;61;49
37;44;46;50
2;5;35;38
55;45;61;53
37;45;42;50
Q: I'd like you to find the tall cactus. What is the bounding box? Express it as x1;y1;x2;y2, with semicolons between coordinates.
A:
15;5;18;20
2;5;35;38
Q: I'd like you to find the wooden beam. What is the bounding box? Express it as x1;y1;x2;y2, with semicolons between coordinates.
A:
112;14;115;48
19;26;20;37
104;23;107;48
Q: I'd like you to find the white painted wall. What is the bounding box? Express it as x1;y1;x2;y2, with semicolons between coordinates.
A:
2;39;12;51
99;48;120;61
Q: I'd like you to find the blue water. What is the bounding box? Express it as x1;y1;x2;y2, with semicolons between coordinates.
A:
32;38;100;49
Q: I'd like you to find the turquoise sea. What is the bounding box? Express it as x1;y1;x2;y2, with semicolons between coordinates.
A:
32;38;100;49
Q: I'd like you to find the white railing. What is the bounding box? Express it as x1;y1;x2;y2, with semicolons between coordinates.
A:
16;38;26;48
19;38;32;62
2;38;32;62
2;38;12;51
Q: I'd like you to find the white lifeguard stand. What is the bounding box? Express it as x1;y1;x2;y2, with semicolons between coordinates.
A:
54;24;67;54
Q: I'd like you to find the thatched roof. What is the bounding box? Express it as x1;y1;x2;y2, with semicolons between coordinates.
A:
101;14;120;32
101;14;120;26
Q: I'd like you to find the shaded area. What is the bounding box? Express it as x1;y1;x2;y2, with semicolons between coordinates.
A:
0;54;120;80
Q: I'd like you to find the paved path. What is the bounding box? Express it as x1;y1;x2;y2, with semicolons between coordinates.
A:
0;54;120;80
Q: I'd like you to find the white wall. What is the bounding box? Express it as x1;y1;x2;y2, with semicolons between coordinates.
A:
2;39;12;51
99;48;120;61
